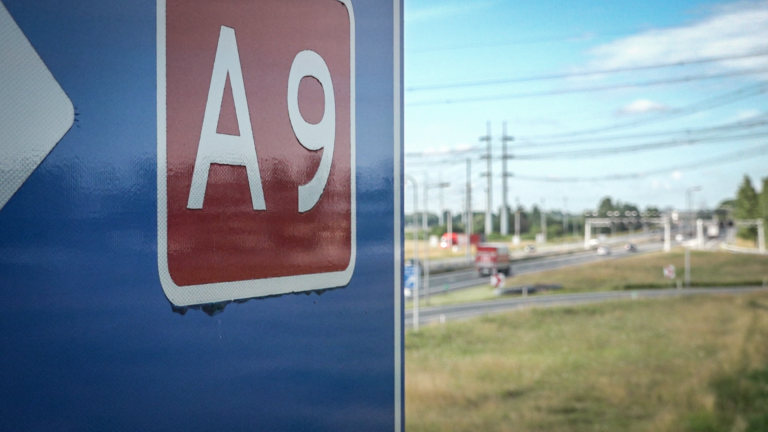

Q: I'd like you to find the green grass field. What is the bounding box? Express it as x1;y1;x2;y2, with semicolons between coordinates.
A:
406;291;768;432
412;250;768;308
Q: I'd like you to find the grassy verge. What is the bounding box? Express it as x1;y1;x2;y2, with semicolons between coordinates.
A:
734;237;758;248
410;251;768;308
405;239;474;261
406;291;768;432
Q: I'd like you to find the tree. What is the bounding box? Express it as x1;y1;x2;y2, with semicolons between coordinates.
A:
473;212;485;236
735;175;759;239
645;206;661;215
519;206;532;234
735;175;759;218
597;197;614;216
530;205;541;228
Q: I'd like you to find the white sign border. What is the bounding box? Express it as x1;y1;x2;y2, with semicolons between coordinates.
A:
156;0;357;307
393;1;404;430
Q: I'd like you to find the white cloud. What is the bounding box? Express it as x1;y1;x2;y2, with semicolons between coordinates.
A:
671;170;683;180
616;99;670;115
735;109;761;120
724;108;764;122
588;1;768;78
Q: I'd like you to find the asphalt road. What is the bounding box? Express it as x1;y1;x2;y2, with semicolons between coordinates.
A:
422;240;665;297
406;286;767;328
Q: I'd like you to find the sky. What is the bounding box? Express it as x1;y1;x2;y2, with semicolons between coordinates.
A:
403;0;768;216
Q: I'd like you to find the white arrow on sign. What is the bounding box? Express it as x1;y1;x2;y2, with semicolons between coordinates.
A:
0;2;74;211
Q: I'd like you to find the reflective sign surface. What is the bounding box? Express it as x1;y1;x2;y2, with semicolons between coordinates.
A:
0;0;403;430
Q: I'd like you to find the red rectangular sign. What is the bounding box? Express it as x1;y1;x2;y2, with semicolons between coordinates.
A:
157;0;355;306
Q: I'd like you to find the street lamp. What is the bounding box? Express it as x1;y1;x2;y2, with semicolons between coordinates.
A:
686;186;702;239
424;182;450;235
684;186;701;288
540;198;547;244
514;196;521;245
423;181;450;306
405;175;419;331
562;196;568;244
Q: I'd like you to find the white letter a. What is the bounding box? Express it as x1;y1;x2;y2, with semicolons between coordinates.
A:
187;26;265;210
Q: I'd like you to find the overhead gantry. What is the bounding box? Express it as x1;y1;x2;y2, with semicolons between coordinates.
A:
584;217;671;252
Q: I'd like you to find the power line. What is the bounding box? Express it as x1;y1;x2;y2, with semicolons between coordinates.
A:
406;68;768;106
516;116;768;148
404;129;768;165
514;131;768;160
405;146;483;157
519;83;768;139
407;51;768;91
511;143;768;182
406;30;632;54
406;17;768;55
405;154;484;167
405;86;768;166
405;117;768;158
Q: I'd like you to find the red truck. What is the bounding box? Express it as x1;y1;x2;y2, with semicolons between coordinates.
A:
440;233;483;248
475;243;512;276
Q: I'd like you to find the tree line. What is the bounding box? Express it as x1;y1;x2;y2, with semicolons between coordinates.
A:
405;173;768;242
729;175;768;239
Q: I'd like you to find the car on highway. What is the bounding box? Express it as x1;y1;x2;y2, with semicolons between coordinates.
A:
475;243;512;276
624;243;637;252
596;246;611;256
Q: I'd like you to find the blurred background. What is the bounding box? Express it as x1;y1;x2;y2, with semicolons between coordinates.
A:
402;1;768;430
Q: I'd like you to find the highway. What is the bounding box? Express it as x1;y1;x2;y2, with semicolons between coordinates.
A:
423;232;660;273
406;286;768;328
421;240;665;297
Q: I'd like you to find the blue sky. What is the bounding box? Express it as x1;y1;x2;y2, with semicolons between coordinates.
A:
403;0;768;216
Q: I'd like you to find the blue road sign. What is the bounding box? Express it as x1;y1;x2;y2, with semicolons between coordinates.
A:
0;1;403;430
405;263;420;291
405;264;416;289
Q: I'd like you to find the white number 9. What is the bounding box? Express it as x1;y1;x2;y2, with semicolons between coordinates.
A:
287;50;335;213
